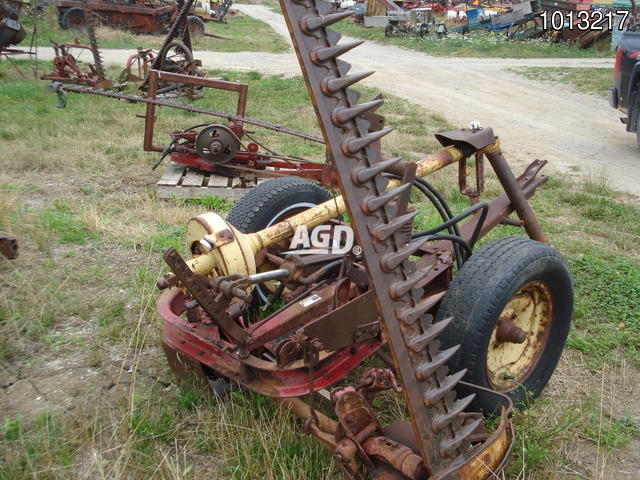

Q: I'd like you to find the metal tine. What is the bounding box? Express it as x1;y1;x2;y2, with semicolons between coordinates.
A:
336;59;351;76
346;89;361;106
441;418;484;457
352;156;402;184
433;394;476;432
334;99;385;124
356;117;370;135
302;10;353;32
363;183;411;212
324;71;374;93
374;210;419;242
415;345;459;381
314;40;364;63
407;316;453;352
389;268;428;300
374;175;389;191
398;293;447;325
327;28;342;45
382;236;425;271
424;369;467;407
345;128;393;154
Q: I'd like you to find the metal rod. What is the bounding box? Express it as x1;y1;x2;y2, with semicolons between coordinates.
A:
246;146;465;254
484;141;548;244
248;268;290;284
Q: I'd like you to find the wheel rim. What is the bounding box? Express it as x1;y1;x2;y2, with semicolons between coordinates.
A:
485;281;553;392
68;13;85;31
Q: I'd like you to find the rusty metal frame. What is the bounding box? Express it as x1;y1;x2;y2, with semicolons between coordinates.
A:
143;69;249;153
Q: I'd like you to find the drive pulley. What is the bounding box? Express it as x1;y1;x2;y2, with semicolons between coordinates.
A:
195;124;240;165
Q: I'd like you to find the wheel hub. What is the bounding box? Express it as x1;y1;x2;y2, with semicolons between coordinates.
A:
486;281;553;392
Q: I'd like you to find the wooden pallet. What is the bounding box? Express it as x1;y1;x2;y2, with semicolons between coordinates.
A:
157;163;263;200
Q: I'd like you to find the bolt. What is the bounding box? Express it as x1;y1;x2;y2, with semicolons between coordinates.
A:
199;239;213;252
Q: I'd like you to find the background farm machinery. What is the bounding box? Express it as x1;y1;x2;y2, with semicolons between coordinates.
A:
0;1;26;51
154;1;574;479
53;0;226;35
43;0;207;92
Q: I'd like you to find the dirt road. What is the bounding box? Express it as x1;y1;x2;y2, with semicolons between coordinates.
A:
28;5;638;195
232;4;637;196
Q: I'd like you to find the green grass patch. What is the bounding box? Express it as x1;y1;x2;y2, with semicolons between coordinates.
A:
0;413;76;479
511;66;614;97
38;200;96;244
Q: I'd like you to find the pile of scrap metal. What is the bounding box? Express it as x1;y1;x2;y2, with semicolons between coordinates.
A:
540;0;615;48
193;0;233;23
0;1;26;52
362;0;621;47
487;0;545;39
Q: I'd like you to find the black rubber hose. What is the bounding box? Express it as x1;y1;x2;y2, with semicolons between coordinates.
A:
413;201;489;253
383;173;463;267
417;233;473;259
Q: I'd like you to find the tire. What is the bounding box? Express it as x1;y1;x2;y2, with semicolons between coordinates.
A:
187;15;206;38
227;177;332;234
419;23;428;38
226;177;333;304
61;7;87;32
57;11;65;29
436;236;573;413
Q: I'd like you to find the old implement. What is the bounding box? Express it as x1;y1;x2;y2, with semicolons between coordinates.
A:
0;235;18;259
156;1;573;478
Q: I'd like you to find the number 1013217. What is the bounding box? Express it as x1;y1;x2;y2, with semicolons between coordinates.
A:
540;10;630;31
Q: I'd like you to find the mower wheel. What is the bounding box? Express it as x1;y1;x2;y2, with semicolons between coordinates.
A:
61;8;87;32
436;236;573;413
227;177;333;304
187;15;206;38
227;177;332;234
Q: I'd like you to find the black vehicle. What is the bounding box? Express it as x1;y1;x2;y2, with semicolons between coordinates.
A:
610;29;640;147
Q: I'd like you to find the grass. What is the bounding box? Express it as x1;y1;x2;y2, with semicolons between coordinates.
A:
333;21;614;58
511;66;614;97
20;5;289;53
0;57;639;479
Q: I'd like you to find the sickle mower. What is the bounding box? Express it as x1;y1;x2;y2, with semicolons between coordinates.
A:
156;1;573;478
